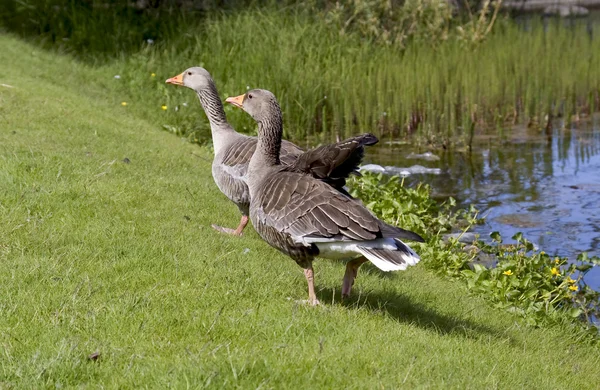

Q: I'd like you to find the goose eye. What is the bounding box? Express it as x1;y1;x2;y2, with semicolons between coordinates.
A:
187;71;192;76
248;94;253;99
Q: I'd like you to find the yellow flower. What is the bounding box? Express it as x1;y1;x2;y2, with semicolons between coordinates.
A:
540;251;546;255
151;73;156;77
569;285;579;292
550;267;560;276
121;101;127;106
503;270;513;276
567;277;576;284
554;257;560;264
161;105;167;110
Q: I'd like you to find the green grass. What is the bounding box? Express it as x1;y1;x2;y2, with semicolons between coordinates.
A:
3;4;600;146
104;9;600;147
2;34;600;388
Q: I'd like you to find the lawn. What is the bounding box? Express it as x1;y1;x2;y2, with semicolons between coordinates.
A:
1;34;599;388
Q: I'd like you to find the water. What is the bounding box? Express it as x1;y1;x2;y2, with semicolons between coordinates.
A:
365;116;600;289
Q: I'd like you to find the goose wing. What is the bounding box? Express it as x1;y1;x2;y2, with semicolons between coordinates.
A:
255;171;392;243
219;136;257;167
289;133;378;191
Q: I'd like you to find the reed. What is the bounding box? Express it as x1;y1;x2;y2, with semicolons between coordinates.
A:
4;3;598;146
109;10;600;146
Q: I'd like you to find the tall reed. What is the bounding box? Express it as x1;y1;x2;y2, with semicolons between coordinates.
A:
87;9;600;146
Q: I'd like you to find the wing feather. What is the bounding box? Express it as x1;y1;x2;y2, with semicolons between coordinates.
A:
255;172;385;242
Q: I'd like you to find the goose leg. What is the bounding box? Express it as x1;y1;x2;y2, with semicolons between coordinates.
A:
303;266;320;306
341;257;368;299
211;215;249;236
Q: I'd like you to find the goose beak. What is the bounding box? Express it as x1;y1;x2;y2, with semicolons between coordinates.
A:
225;94;245;108
165;73;184;85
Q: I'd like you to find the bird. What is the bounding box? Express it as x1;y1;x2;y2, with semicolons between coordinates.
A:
166;67;377;235
226;89;424;305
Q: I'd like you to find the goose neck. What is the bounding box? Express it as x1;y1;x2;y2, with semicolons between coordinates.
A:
196;85;228;130
256;115;283;166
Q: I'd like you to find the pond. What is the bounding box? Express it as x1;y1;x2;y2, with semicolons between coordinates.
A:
364;115;600;290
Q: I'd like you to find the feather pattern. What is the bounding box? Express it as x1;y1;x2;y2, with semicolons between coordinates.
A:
250;169;423;268
240;89;423;278
214;131;376;218
181;67;371;223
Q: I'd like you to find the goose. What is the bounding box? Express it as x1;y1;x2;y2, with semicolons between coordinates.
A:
166;67;377;235
226;89;424;305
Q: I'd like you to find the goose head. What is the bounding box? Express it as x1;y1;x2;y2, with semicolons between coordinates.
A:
165;67;214;91
225;89;281;124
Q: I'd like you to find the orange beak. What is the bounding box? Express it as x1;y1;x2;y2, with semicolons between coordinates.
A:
165;72;184;85
225;94;245;108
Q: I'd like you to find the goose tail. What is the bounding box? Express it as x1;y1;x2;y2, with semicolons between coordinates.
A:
356;238;421;272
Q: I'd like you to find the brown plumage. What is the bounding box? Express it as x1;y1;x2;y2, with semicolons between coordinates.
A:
166;67;376;235
226;89;424;305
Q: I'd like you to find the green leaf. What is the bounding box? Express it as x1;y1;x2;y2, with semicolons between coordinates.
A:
522;288;539;299
576;264;593;273
521;274;532;287
490;231;502;243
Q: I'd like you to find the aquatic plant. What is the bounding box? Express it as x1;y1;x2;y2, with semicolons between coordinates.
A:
349;172;600;333
467;233;600;327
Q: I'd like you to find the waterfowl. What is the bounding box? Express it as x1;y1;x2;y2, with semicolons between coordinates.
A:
226;89;424;305
166;67;376;235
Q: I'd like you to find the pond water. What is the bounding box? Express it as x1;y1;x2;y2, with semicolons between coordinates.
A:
364;116;600;290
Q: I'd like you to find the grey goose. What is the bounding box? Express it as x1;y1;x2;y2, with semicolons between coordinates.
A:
166;67;376;235
226;89;424;305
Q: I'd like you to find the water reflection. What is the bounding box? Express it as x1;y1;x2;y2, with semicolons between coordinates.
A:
365;116;600;288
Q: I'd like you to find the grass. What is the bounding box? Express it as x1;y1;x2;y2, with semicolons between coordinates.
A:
3;5;600;146
107;10;600;147
2;34;600;388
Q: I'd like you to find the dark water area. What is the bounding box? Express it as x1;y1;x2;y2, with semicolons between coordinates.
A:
365;116;600;290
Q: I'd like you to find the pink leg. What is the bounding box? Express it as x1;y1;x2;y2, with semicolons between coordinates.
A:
211;215;249;236
233;215;249;235
341;257;368;299
303;266;320;306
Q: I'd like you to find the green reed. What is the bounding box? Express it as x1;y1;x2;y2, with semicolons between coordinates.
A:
102;9;599;147
12;3;594;147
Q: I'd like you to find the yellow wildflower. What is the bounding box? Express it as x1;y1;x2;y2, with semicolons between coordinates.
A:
567;277;576;284
569;285;579;292
540;251;546;255
550;267;560;276
161;105;167;111
151;73;156;77
554;257;560;264
121;101;127;106
503;270;513;276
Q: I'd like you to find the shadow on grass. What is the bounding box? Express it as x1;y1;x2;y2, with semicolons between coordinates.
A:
310;262;505;341
316;286;504;340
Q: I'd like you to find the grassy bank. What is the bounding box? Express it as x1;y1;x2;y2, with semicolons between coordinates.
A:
3;5;600;146
2;34;600;388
